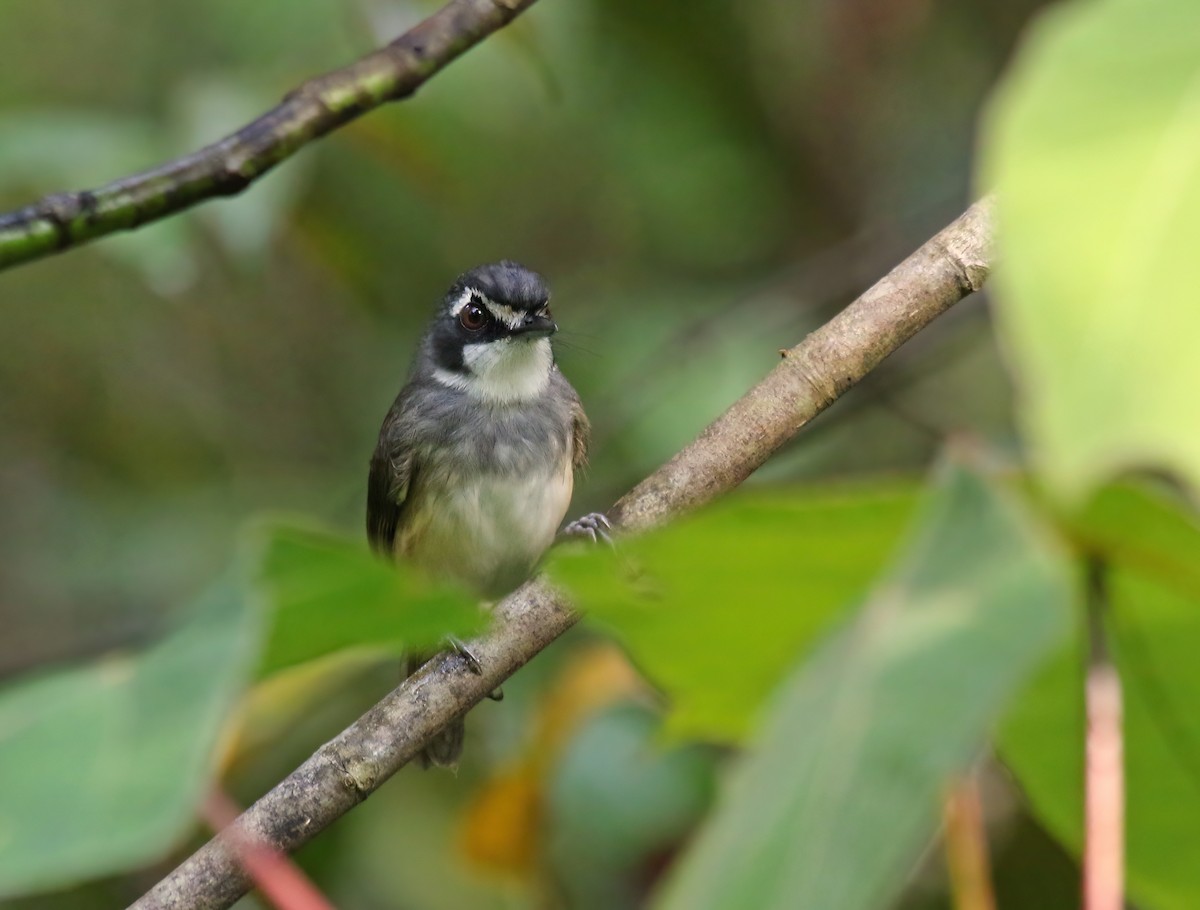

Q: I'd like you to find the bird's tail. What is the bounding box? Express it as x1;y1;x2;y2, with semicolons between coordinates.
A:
404;652;465;769
419;718;465;769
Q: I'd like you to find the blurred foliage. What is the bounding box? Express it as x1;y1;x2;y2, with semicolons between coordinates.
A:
548;702;716;910
1002;483;1200;910
460;642;656;887
250;521;483;676
550;480;920;741
15;0;1200;908
219;646;392;777
0;576;259;898
983;0;1200;504
981;1;1200;902
655;462;1072;910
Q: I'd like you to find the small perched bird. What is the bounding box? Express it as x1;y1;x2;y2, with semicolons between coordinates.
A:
367;261;607;767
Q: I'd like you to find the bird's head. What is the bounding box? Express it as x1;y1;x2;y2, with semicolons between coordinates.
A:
426;261;558;404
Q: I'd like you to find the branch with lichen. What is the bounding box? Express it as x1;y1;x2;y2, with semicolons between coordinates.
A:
0;0;541;271
129;197;995;910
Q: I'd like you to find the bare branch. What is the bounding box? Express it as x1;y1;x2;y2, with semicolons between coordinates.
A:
609;199;992;532
130;197;995;910
0;0;541;271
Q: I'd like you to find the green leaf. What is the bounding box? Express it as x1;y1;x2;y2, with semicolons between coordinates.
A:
249;521;485;678
653;461;1073;910
547;703;717;910
0;576;259;897
549;480;921;741
1002;483;1200;910
982;0;1200;502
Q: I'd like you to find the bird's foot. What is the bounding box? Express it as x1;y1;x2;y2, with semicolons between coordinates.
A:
559;511;614;545
447;636;503;700
447;635;483;674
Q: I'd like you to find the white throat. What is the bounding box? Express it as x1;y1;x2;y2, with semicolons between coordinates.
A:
433;337;553;404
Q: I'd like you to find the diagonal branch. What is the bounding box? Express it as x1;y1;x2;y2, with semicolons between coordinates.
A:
0;0;541;271
130;198;995;910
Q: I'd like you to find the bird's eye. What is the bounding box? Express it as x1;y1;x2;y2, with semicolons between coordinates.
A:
459;301;489;332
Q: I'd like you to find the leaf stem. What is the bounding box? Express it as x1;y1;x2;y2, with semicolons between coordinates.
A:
943;773;996;910
1082;556;1124;910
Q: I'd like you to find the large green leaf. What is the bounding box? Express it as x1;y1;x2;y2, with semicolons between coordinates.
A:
0;576;259;897
549;480;920;741
652;462;1073;910
1002;483;1200;910
982;0;1200;502
249;522;485;678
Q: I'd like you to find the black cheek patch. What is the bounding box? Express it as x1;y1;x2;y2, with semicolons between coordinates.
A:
430;326;465;373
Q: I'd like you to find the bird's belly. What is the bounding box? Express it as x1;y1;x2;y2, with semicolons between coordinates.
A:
399;463;573;598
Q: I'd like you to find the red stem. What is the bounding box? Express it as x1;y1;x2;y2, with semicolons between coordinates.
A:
200;789;338;910
1082;558;1124;910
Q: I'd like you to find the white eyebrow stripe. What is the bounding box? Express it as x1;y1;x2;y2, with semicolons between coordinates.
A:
483;301;524;329
448;287;479;317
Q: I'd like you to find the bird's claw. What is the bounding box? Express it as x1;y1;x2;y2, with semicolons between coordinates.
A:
447;635;503;699
560;511;614;546
447;635;484;675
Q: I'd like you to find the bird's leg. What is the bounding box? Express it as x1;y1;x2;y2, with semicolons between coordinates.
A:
446;635;504;701
447;635;482;673
558;511;614;545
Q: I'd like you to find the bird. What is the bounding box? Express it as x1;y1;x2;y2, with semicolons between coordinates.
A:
367;261;608;767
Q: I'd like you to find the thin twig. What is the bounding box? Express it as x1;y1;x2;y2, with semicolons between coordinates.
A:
0;0;541;271
943;773;996;910
130;197;995;910
1083;557;1124;910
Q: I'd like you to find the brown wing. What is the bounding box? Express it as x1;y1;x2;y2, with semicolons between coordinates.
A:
366;423;415;557
368;423;461;767
570;394;591;473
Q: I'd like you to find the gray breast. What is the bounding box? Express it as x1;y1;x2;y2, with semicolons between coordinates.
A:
394;374;577;596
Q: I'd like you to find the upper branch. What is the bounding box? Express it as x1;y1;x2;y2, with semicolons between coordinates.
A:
130;197;994;910
0;0;540;271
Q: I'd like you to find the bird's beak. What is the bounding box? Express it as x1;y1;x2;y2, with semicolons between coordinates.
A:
511;313;557;339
